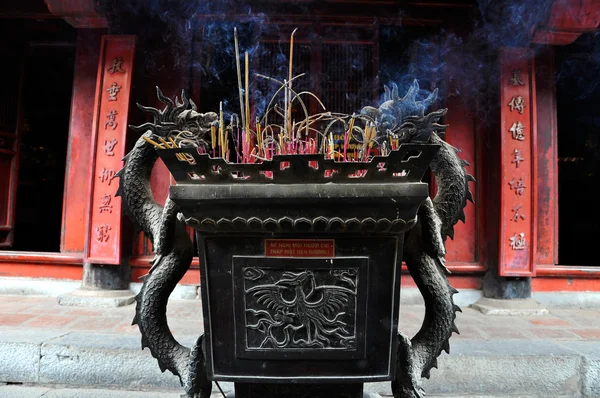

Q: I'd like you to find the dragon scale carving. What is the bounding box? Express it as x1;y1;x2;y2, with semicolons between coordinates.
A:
117;81;474;398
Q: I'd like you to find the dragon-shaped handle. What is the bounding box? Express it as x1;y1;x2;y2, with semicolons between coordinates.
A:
361;80;474;397
117;88;216;398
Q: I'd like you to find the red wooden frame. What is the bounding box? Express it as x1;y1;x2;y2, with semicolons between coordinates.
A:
532;48;559;267
439;26;486;272
531;0;600;45
45;0;107;28
61;30;104;253
0;46;24;248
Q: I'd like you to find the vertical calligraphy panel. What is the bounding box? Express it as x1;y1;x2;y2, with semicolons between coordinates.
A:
84;35;136;265
498;47;537;277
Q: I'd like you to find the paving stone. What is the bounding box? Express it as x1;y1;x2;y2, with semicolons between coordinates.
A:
66;317;123;331
63;309;108;317
570;328;600;339
0;328;66;384
528;317;573;327
24;315;77;328
0;313;37;325
38;332;199;389
0;302;39;313
20;305;68;315
38;334;182;389
526;327;581;340
451;325;487;340
0;385;52;397
479;326;531;339
2;295;600;396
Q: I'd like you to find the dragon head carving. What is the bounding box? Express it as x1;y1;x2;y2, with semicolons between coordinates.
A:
129;86;217;149
361;79;448;145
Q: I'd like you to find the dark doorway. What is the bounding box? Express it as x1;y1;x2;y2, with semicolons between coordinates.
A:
9;20;76;251
555;32;600;266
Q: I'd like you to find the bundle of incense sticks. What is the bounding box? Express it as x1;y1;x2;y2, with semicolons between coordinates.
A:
140;28;424;165
143;112;392;165
142;135;197;165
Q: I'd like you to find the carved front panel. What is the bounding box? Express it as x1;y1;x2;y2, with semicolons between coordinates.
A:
233;256;368;360
244;267;357;350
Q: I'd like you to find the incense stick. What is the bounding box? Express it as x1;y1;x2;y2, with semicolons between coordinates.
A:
219;101;224;158
343;115;355;162
211;124;216;156
287;28;297;139
245;51;250;162
234;27;246;132
142;135;164;149
283;79;288;141
157;137;173;148
256;117;262;157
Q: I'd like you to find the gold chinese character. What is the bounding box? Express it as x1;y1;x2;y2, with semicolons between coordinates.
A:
507;96;525;114
105;110;118;130
509;232;526;250
107;82;121;101
509;121;525;141
108;56;125;73
104;138;118;156
510;69;525;86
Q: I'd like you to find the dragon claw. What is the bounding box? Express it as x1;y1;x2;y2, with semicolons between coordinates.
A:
149;254;163;274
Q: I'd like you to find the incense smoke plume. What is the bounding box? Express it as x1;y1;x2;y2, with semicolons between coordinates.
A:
102;0;599;126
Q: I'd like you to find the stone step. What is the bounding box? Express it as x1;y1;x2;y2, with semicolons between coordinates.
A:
1;328;598;397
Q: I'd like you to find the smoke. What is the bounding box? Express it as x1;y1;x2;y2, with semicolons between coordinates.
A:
104;0;599;123
556;31;600;100
376;0;556;118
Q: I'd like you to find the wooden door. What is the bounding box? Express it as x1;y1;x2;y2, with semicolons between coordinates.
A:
0;40;24;248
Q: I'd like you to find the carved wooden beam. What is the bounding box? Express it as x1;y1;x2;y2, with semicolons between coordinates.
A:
531;0;600;45
45;0;107;28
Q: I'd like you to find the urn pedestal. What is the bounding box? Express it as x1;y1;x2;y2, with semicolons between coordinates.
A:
160;144;439;398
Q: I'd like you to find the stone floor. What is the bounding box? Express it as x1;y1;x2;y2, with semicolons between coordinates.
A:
2;294;600;397
1;295;599;341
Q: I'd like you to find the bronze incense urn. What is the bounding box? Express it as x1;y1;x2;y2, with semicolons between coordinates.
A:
118;78;473;398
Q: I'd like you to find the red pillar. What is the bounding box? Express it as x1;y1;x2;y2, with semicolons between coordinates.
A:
61;30;104;254
59;35;138;306
533;48;558;267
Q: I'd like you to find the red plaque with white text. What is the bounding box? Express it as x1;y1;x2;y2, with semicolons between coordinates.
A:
84;35;136;265
498;47;537;277
265;239;335;257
